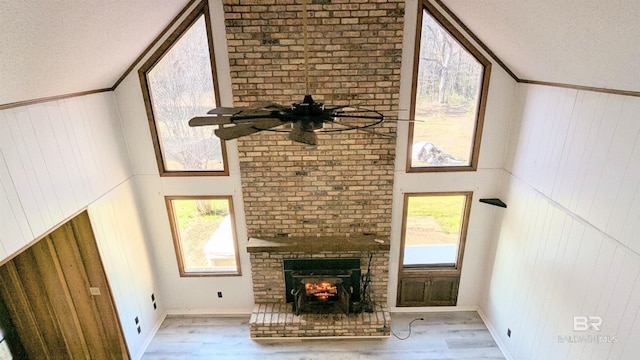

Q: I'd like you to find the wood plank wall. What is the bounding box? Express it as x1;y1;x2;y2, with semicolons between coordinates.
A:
0;211;128;359
0;92;163;358
483;84;640;359
0;93;130;259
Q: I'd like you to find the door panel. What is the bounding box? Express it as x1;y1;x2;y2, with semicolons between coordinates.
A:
0;211;128;358
397;274;459;307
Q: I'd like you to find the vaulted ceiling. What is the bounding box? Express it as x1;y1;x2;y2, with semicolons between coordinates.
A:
1;0;639;106
0;0;191;105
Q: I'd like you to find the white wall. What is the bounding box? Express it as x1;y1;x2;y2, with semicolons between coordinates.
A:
114;0;255;314
88;179;163;359
388;0;517;310
482;84;640;359
0;93;163;359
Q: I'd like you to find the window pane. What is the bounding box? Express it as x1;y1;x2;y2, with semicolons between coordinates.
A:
147;15;224;172
403;195;466;267
169;198;239;274
410;10;484;168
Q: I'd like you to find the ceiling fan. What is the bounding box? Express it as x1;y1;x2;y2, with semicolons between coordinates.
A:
188;0;396;146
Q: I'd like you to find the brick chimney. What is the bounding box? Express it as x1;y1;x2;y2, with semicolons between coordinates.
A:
222;0;404;239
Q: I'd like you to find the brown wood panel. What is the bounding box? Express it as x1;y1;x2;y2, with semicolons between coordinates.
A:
31;236;89;357
68;212;128;358
398;278;427;305
0;211;128;359
0;262;49;359
50;221;104;357
397;274;460;307
426;275;459;306
13;244;73;356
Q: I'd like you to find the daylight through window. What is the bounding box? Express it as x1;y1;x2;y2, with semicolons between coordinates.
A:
166;196;240;276
408;3;490;171
401;193;470;268
141;4;227;175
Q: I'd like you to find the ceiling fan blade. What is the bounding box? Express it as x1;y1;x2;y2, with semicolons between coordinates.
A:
207;103;288;115
207;107;244;115
214;118;285;140
289;122;317;145
231;110;283;122
189;116;232;127
377;117;420;122
327;120;395;139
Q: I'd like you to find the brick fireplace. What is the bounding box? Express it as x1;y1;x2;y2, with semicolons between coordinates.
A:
247;235;390;338
221;0;403;339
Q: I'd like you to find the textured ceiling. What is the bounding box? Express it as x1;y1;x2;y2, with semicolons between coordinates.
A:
0;0;190;105
1;0;639;106
441;0;640;93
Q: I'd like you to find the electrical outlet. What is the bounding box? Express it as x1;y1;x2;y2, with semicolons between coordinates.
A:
217;291;223;298
507;328;511;337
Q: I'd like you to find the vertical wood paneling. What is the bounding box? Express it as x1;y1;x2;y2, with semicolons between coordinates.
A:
56;99;93;206
550;91;581;203
14;107;65;224
572;95;623;221
44;102;83;211
0;151;29;256
82;94;132;185
30;237;89;357
0;262;50;359
27;104;76;220
66;212;129;358
591;98;640;230
0;92;134;261
0;212;129;358
606;255;640;359
58;98;104;201
566;93;607;212
0;108;50;236
540;88;576;197
485;84;640;360
88;179;161;359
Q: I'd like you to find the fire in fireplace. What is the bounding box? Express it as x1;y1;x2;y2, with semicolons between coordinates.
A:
284;258;361;315
305;279;338;301
292;276;350;315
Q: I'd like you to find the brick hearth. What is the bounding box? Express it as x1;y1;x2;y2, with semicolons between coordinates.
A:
247;236;390;338
250;303;390;338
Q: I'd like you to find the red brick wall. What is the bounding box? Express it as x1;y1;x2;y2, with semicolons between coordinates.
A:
222;0;404;238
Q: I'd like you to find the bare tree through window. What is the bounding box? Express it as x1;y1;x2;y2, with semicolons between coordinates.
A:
409;5;489;170
146;15;224;172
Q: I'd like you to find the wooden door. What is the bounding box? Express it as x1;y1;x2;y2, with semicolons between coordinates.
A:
0;211;128;359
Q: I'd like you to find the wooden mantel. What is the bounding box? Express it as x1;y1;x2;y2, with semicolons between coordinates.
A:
246;235;390;253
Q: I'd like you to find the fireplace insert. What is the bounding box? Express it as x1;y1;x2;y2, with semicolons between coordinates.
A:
283;258;361;315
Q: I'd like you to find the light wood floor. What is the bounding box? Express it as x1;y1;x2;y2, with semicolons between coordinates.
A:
142;311;505;359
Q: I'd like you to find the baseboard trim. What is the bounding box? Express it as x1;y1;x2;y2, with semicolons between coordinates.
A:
133;310;168;360
390;305;478;312
165;309;252;316
477;308;514;360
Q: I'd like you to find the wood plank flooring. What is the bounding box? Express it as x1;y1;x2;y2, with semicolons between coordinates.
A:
142;311;505;359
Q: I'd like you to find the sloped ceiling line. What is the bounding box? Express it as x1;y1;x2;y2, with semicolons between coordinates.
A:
2;0;640;111
432;0;519;81
112;0;198;90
